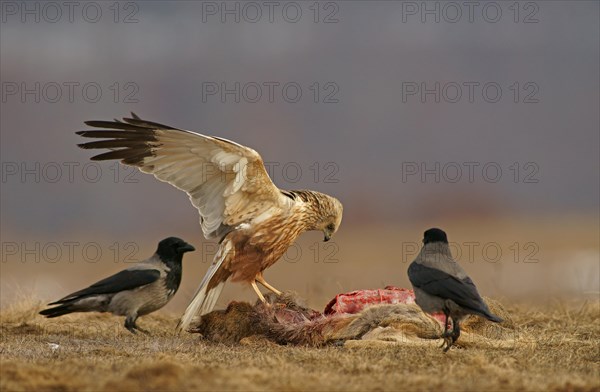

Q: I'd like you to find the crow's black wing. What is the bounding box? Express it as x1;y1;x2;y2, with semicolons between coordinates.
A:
408;262;489;315
49;269;161;304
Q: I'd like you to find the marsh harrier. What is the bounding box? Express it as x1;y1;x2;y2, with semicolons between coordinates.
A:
77;114;343;331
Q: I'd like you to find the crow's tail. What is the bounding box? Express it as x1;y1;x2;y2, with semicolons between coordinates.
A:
39;303;76;318
484;312;503;323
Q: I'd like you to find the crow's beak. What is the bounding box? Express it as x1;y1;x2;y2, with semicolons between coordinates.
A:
179;244;195;253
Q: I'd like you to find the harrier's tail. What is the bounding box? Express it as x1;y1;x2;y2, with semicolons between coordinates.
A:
177;240;232;332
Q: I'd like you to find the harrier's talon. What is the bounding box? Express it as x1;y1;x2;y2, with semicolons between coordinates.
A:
251;281;266;303
256;274;282;296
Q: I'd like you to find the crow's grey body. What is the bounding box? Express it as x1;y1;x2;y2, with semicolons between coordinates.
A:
40;237;194;333
407;228;502;350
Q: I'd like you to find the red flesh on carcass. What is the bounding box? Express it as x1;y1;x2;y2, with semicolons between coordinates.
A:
324;286;446;324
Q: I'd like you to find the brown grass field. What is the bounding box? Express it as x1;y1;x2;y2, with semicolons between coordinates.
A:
1;218;599;391
1;296;598;391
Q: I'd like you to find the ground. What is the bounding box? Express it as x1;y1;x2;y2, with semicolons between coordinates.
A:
0;298;598;391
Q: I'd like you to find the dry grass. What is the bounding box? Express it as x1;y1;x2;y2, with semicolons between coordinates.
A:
1;297;599;391
2;215;598;390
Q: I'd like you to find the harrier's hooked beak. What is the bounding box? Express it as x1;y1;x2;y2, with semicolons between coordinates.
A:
323;225;335;242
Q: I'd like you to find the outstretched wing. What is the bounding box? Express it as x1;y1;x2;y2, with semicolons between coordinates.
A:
77;114;289;239
408;262;490;316
50;269;161;304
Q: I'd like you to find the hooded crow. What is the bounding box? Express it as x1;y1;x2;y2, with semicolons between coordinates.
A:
407;228;502;351
39;237;195;333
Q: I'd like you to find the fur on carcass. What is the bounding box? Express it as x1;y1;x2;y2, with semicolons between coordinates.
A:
189;290;517;349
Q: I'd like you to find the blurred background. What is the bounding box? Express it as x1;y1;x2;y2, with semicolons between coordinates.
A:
1;1;598;313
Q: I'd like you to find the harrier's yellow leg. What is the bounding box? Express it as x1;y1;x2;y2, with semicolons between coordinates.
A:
251;280;266;302
256;273;282;296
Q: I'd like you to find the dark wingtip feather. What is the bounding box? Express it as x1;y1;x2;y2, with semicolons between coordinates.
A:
78;139;154;150
76;130;156;140
83;120;149;131
82;114;180;132
88;148;151;162
77;115;177;164
121;115;182;131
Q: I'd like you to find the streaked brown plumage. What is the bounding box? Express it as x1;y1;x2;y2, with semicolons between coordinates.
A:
76;113;343;331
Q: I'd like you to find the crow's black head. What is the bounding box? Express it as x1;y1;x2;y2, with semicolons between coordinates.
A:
156;237;195;263
423;228;448;244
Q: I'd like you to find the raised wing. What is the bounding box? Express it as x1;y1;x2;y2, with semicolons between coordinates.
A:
77;114;288;239
408;262;490;316
50;269;161;304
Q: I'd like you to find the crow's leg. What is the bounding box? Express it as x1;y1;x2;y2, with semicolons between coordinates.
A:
439;310;454;350
440;331;453;351
443;312;451;333
442;319;461;352
125;316;138;334
451;320;461;342
134;324;150;335
124;315;149;334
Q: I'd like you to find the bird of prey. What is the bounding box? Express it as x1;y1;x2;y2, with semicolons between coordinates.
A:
40;237;195;333
407;228;502;351
76;114;343;331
